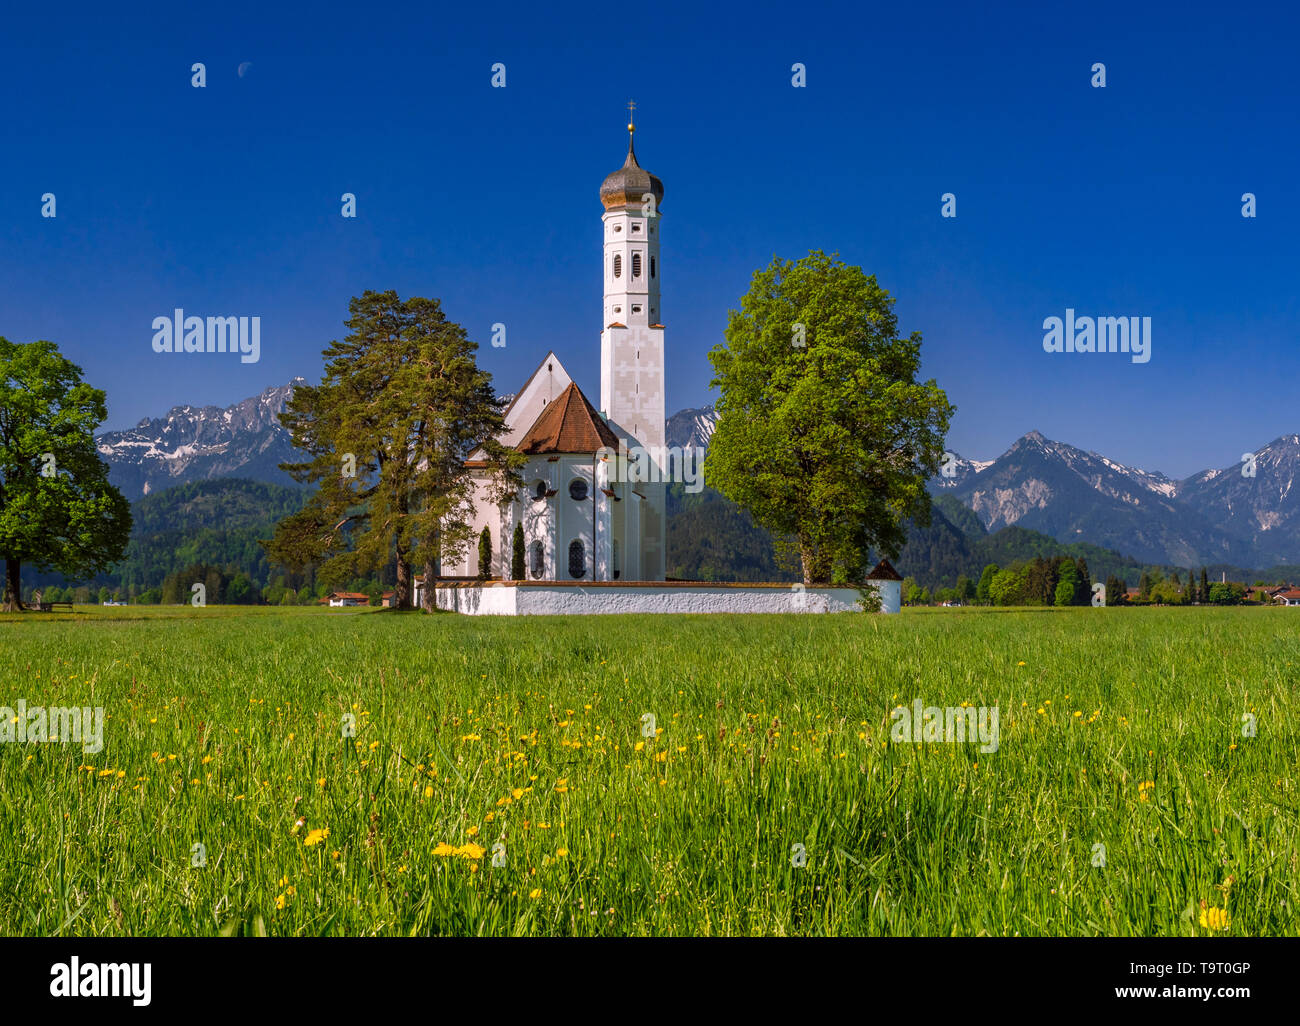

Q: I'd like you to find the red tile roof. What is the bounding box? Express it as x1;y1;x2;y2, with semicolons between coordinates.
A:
515;381;620;455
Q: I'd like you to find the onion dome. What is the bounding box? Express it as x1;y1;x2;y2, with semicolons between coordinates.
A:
600;116;664;212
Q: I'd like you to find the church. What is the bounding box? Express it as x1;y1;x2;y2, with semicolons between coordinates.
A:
441;111;669;584
430;112;902;615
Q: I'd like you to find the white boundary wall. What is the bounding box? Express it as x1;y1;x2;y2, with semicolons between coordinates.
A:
434;580;901;616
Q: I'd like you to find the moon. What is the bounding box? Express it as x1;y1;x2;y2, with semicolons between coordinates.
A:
237;62;252;78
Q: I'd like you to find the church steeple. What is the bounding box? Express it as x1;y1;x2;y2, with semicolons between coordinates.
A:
599;106;667;579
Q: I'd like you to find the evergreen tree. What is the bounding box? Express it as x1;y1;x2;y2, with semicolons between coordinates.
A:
477;526;492;579
511;523;525;580
1200;567;1209;604
268;291;524;610
1138;571;1152;602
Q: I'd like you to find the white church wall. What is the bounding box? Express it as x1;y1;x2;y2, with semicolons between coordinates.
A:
428;582;897;616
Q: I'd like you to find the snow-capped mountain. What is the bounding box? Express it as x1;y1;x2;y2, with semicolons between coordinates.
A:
95;381;1300;566
666;406;718;451
97;379;305;498
931;430;1299;566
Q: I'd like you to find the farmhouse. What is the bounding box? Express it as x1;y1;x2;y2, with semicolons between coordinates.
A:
427;113;901;616
322;591;368;607
1273;587;1300;606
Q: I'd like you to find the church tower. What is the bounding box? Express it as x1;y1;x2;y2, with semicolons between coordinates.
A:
599;104;666;580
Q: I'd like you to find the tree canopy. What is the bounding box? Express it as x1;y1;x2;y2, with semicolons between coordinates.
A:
705;251;953;584
266;291;523;609
0;338;131;610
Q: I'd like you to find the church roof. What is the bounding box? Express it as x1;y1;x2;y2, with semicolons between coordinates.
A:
866;558;903;581
599;127;664;212
515;381;620;455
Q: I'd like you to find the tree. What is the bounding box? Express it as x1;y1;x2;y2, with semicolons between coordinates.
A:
511;523;525;580
1105;574;1126;606
1054;559;1078;607
955;574;975;602
477;526;492;579
1200;567;1209;604
976;564;998;604
1138;571;1152;602
267;291;523;611
705;252;953;585
0;338;131;610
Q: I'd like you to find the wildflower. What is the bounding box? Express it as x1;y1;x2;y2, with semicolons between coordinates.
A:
303;827;330;847
423;785;433;798
555;779;569;793
529;889;542;899
556;847;568;858
1198;903;1230;931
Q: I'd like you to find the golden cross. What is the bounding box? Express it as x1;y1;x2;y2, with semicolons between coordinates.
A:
627;99;636;130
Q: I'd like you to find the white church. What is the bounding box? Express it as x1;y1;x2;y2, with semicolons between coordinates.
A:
430;113;902;616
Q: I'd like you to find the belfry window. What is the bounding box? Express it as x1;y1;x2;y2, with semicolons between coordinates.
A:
568;539;585;579
529;541;545;579
613;254;622;278
650;256;656;278
632;253;642;278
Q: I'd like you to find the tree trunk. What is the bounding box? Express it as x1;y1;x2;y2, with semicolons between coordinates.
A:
799;539;830;586
3;558;24;612
422;560;437;612
394;552;411;610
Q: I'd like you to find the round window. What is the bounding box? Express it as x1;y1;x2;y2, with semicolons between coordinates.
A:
569;478;589;501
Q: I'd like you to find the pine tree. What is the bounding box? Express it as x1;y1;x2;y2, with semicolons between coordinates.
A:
477;526;492;579
267;291;524;610
511;523;525;580
1200;567;1209;604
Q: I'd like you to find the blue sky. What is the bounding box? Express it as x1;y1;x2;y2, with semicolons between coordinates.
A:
1;0;1296;478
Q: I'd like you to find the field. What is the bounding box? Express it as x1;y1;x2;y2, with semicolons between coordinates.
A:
0;604;1297;937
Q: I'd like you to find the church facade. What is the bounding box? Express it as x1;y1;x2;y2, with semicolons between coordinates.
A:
441;117;669;583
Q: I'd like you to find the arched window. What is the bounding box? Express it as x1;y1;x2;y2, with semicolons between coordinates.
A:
532;480;548;501
569;478;588;501
613;254;622;278
650;256;656;278
568;539;585;579
529;540;545;579
632;253;642;278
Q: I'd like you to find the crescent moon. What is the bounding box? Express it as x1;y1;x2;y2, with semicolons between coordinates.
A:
237;62;252;78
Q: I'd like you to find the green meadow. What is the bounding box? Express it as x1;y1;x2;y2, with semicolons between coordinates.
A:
0;604;1296;937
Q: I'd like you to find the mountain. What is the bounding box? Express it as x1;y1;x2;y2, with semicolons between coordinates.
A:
92;381;1300;570
666;406;718;451
932;431;1298;567
1176;435;1300;563
97;379;305;498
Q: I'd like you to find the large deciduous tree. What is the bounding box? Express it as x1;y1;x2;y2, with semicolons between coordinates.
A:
266;291;522;609
0;338;131;610
706;252;954;585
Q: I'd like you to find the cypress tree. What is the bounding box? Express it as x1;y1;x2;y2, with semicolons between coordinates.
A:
477;526;492;579
511;523;525;580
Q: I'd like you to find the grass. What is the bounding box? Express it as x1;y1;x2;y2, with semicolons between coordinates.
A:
0;603;1296;936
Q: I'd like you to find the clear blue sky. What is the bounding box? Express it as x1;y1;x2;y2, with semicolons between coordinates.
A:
2;0;1296;478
